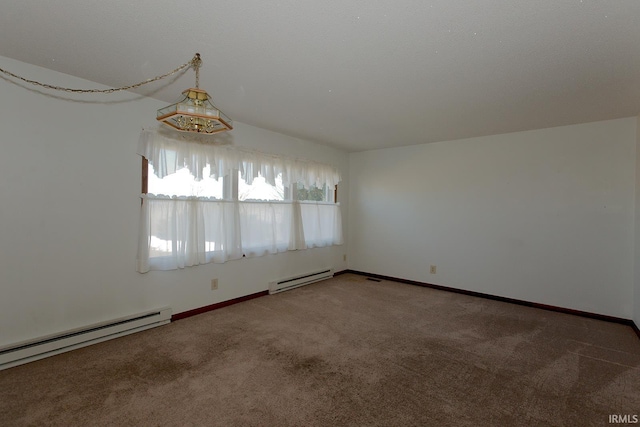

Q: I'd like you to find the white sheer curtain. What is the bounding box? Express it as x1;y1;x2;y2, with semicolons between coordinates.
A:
137;195;243;272
300;202;344;248
137;129;343;273
239;202;294;257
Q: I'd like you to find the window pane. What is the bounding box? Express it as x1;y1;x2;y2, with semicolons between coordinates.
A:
148;164;223;198
239;172;284;201
297;182;330;202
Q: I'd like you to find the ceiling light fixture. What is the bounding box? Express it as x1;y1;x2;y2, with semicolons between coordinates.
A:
156;53;233;135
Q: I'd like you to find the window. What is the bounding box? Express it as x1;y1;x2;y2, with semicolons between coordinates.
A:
136;129;342;272
295;182;333;202
239;172;285;201
148;163;224;198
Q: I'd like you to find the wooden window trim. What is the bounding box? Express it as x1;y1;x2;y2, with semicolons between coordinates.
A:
141;157;148;194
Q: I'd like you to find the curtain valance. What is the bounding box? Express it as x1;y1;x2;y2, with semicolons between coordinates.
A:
137;129;341;188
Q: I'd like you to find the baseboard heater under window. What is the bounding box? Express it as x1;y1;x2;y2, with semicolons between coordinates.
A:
269;269;333;294
0;307;172;371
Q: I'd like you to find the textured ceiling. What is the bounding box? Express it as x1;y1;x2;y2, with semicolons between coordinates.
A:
1;1;639;152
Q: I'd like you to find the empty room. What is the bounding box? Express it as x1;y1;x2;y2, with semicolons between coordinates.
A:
1;2;639;426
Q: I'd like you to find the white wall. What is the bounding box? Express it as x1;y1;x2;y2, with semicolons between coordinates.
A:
635;114;640;327
349;118;637;318
0;56;348;347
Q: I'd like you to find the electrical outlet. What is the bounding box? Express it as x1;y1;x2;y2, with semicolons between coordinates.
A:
430;265;437;274
343;254;347;262
211;278;218;290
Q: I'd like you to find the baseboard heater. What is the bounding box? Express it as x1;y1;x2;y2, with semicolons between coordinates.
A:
269;269;333;294
0;307;172;371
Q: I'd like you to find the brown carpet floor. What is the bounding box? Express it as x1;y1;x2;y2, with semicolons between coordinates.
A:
1;273;639;426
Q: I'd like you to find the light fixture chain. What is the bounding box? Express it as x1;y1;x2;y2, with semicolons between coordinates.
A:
193;53;202;89
0;55;201;94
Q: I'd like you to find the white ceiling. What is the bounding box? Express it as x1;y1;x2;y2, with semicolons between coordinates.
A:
1;1;639;152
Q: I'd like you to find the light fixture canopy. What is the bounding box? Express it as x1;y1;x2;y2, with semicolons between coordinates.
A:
156;53;233;134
